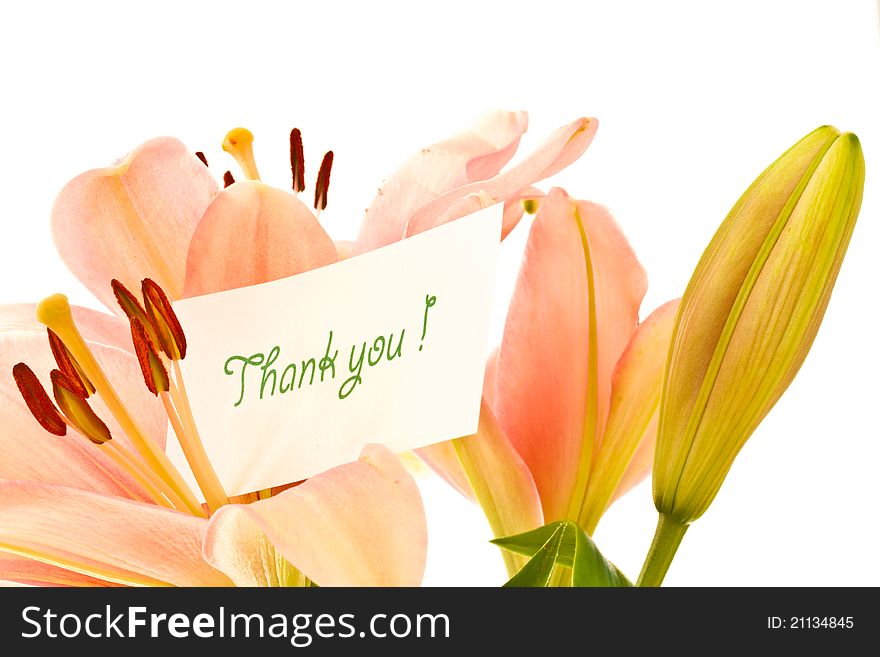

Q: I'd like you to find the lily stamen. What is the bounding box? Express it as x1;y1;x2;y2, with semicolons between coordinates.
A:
48;329;95;397
99;435;196;512
290;128;305;195
314;150;334;216
129;309;229;512
141;278;228;509
141;278;186;361
11;363;67;436
64;403;196;513
221;126;334;219
159;387;228;512
36;294;204;515
99;438;181;510
57;410;191;513
50;369;112;445
169;359;230;510
130;318;170;396
112;279;160;347
13;361;181;509
92;421;197;513
168;358;214;480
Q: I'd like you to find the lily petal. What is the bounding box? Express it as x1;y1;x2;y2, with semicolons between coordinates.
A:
52;138;218;311
580;299;680;532
0;481;229;587
0;312;167;496
183;181;338;297
403;118;597;241
354;110;529;254
452;400;543;574
416;352;503;500
416;440;475;500
483;347;500;407
204;445;426;587
495;189;646;521
0;552;121;587
611;417;657;503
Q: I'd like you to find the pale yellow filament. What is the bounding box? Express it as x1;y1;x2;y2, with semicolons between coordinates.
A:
160;388;229;512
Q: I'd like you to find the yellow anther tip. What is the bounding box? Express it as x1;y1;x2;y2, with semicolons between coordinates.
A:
222;127;255;153
36;294;73;329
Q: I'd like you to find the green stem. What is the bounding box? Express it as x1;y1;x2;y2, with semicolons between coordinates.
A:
636;514;689;587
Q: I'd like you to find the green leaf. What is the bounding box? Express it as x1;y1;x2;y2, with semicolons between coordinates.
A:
570;528;631;587
492;520;632;587
502;522;568;587
493;521;575;566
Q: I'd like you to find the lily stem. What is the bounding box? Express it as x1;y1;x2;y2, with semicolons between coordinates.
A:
636;513;689;587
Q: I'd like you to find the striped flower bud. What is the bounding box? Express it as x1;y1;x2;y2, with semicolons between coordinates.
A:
653;126;864;524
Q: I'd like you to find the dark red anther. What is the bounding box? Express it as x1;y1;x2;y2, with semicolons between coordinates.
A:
223;171;235;187
314;151;334;211
112;278;147;321
111;279;160;347
141;278;186;360
47;329;94;398
12;363;67;436
130;318;170;396
50;369;112;444
290;128;305;194
195;151;209;167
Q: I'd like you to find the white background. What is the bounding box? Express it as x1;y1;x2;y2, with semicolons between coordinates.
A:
1;0;877;586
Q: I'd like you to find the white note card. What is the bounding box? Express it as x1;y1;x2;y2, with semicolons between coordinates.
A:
166;203;501;498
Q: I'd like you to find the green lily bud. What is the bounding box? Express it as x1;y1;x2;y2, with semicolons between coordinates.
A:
653;126;864;525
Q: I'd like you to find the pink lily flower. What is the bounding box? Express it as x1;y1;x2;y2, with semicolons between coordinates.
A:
2;300;424;586
3;111;593;586
420;188;680;574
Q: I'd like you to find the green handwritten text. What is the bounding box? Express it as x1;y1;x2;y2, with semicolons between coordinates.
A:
223;295;436;407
